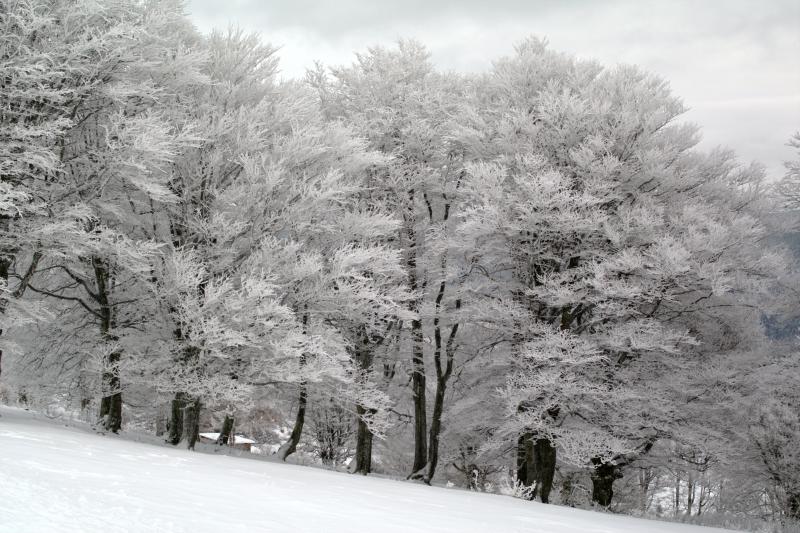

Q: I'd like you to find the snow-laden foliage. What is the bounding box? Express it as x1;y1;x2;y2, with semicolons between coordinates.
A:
0;4;796;529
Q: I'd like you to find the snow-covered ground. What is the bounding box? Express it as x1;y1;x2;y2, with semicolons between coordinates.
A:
0;406;734;533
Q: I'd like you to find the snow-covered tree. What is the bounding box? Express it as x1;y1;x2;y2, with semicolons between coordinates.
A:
777;132;800;211
311;41;476;481
1;0;206;432
136;29;414;455
1;11;795;528
453;38;784;506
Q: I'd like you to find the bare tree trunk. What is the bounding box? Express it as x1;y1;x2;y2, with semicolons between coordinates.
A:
422;275;460;483
409;281;427;474
533;438;557;503
409;324;428;475
182;398;201;450
638;467;654;513
687;474;695;516
517;432;535;498
518;434;557;503
217;414;234;446
697;481;707;516
97;350;122;433
590;439;656;508
401;187;429;478
351;405;374;475
424;375;446;483
278;382;307;461
278;309;309;461
0;253;11;381
788;493;800;520
516;406;557;503
591;459;622;507
352;329;376;475
515;304;566;502
93;257;122;433
167;392;187;445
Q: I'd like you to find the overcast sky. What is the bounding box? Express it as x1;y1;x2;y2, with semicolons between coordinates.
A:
186;0;799;180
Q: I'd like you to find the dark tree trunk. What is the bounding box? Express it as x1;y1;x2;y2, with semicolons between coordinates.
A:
410;308;427;476
516;432;535;500
352;404;374;475
516;432;556;502
352;329;376;475
533;438;557;503
182;398;201;450
98;349;122;433
425;374;447;482
591;460;623;507
278;382;307;460
590;439;655;507
167;392;187;445
404;199;428;478
422;279;460;484
217;414;234;446
279;309;309;461
167;345;202;443
788;493;800;520
0;254;9;380
93;257;123;433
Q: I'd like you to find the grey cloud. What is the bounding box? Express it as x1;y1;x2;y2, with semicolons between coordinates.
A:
186;0;800;179
189;0;568;38
187;0;798;42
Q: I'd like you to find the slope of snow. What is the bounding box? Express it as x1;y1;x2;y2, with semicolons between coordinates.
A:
0;407;734;533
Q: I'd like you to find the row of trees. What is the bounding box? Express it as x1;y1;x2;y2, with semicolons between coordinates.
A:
1;0;797;526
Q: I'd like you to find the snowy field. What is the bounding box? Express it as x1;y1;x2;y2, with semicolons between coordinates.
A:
0;407;734;533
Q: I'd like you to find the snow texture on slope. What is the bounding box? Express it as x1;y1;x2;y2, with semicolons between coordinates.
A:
0;407;734;533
